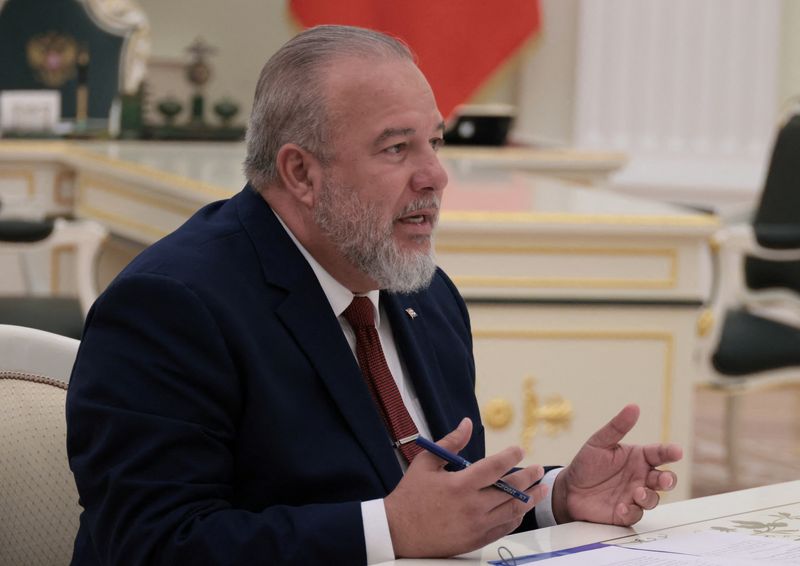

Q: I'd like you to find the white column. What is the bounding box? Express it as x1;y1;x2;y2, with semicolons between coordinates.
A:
573;0;782;208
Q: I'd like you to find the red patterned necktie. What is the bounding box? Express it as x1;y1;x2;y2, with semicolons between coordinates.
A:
343;296;423;463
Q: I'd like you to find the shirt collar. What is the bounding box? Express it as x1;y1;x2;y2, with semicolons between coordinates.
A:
273;210;381;325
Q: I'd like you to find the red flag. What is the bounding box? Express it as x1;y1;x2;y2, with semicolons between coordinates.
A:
288;1;541;120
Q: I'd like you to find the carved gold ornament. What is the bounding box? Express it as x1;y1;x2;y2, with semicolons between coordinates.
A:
27;32;79;87
521;376;573;454
483;398;513;429
697;308;714;337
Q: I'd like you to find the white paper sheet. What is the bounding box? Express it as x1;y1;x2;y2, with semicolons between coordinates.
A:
629;531;800;564
525;545;780;565
504;531;800;565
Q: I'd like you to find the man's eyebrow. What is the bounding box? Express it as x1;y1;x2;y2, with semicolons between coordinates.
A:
373;127;415;147
372;122;445;148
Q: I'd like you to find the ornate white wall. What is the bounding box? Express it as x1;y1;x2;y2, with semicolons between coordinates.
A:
572;0;782;208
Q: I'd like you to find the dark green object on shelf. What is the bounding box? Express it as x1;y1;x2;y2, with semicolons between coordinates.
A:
157;97;183;125
213;98;239;126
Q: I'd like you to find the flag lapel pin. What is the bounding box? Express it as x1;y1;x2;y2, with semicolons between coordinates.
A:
404;308;418;319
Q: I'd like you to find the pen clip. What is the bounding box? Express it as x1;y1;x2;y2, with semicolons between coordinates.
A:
393;434;419;448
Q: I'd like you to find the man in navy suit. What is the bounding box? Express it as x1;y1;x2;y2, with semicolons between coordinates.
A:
66;25;681;565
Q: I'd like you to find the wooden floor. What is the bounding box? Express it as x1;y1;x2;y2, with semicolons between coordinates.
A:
691;386;800;498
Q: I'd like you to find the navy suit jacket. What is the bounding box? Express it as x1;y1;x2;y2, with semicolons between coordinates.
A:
67;186;517;565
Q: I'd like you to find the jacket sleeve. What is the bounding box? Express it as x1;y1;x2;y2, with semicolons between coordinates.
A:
66;273;367;565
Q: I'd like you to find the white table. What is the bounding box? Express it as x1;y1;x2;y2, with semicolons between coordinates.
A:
382;480;800;564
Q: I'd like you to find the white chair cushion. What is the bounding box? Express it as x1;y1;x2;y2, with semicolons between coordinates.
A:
0;324;79;384
0;324;81;564
0;375;80;564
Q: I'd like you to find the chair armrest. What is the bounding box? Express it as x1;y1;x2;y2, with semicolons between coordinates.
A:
0;219;109;316
0;219;55;242
713;223;800;261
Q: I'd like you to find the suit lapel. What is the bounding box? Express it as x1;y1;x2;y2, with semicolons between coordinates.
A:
235;188;402;491
382;292;458;442
276;286;402;490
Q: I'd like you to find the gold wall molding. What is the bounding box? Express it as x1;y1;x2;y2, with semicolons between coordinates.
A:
0;142;231;201
0;168;36;197
66;146;231;200
473;327;675;445
54;169;76;206
76;174;194;240
76;203;169;241
438;244;678;290
441;209;719;227
50;244;74;295
77;173;199;217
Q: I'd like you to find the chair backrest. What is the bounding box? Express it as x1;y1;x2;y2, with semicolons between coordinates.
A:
744;114;800;296
705;114;800;379
0;324;81;565
752;114;800;249
0;0;149;119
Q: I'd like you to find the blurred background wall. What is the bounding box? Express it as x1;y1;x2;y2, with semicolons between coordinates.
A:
126;0;800;210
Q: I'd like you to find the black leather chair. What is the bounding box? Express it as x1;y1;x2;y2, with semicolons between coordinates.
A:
703;113;800;482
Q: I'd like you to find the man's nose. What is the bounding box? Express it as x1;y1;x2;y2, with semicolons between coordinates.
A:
411;151;449;193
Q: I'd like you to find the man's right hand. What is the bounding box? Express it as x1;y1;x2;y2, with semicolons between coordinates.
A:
384;418;547;558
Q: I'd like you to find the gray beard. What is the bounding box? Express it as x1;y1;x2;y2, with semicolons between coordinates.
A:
313;179;438;294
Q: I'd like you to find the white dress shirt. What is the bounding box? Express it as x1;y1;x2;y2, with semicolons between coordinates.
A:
274;212;560;563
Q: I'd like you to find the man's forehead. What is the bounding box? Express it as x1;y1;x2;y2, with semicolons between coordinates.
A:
321;55;441;137
324;55;432;100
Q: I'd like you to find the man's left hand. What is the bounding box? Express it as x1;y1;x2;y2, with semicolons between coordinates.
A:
552;404;682;526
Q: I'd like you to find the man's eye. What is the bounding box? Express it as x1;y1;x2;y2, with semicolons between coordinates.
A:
430;137;445;151
385;143;407;155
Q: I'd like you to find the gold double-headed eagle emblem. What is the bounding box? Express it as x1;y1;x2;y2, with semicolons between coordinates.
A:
26;31;79;87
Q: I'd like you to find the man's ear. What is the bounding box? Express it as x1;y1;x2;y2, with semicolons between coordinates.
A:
275;143;323;207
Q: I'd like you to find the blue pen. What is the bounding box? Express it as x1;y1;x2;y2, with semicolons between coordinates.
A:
415;436;530;503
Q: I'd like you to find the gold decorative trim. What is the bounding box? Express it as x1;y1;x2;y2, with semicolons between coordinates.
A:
75;174;191;241
483;398;514;429
0;140;73;155
473;328;675;445
440;146;627;164
0;141;231;200
50;244;74;295
76;203;169;240
77;173;199;217
66;145;231;199
0;168;36;197
54;168;76;206
521;376;573;452
697;309;714;337
441;210;720;228
454;276;674;289
438;244;678;290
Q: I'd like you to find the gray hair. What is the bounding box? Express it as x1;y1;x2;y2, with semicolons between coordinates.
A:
243;25;414;189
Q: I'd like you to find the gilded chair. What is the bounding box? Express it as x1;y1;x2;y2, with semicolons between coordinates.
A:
702;113;800;483
0;324;81;565
0;0;149;121
0;217;108;338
